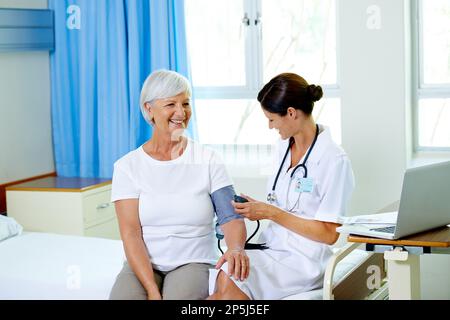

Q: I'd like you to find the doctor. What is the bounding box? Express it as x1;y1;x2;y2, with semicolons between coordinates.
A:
208;72;355;300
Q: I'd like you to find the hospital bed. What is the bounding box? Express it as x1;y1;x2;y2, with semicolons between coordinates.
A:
0;232;124;299
0;231;387;300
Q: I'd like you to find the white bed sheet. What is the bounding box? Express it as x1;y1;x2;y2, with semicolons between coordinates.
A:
0;232;125;300
0;232;369;300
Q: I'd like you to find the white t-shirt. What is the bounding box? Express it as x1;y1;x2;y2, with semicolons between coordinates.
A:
111;138;232;272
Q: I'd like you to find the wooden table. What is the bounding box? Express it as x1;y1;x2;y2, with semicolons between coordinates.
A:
347;226;450;300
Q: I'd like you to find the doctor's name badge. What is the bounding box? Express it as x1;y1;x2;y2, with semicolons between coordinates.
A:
295;177;314;193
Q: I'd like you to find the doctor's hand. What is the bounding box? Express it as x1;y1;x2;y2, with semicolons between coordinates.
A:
215;247;249;281
232;194;279;221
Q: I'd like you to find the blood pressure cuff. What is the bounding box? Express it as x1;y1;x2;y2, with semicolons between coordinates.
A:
211;185;243;225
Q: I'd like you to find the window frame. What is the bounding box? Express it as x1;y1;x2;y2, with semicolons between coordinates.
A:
186;0;341;146
191;0;262;100
413;0;450;152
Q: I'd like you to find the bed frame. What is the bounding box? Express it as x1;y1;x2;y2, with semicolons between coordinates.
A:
323;242;388;300
322;201;400;300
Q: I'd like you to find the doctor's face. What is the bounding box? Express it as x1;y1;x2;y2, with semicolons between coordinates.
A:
262;108;295;140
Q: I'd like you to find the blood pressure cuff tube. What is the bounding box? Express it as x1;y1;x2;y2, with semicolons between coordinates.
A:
211;185;243;226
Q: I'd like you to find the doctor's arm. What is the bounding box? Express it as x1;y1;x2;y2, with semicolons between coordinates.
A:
114;199;162;300
233;196;340;245
234;157;353;245
269;208;340;245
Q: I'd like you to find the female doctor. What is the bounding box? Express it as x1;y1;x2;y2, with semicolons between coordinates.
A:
208;73;355;300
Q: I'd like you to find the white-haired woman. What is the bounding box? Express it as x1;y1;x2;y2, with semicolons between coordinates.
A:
109;70;249;300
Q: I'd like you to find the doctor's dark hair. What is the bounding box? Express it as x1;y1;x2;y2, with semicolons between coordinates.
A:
257;73;323;116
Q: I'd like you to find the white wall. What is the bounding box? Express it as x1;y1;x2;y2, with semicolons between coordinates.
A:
0;0;46;9
0;0;54;184
0;0;48;9
338;0;450;300
340;0;410;216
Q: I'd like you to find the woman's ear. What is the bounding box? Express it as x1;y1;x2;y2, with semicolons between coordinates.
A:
145;102;154;124
287;107;297;119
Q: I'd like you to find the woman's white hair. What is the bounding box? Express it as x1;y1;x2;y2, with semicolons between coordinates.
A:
139;69;192;125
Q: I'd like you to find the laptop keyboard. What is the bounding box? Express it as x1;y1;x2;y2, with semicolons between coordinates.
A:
370;226;396;233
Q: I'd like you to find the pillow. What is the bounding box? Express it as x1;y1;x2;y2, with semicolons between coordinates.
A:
0;215;23;241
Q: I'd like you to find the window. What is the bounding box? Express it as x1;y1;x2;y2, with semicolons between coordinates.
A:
415;0;450;150
185;0;340;149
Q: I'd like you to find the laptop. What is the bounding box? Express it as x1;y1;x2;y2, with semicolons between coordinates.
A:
337;161;450;240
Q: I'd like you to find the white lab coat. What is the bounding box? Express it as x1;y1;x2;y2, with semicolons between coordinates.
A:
209;125;355;299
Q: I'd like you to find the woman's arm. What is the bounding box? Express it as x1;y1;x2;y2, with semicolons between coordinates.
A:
210;185;249;281
218;219;249;280
114;199;162;300
221;219;247;250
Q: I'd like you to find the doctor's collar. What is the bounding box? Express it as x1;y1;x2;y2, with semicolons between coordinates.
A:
307;125;332;164
284;124;332;165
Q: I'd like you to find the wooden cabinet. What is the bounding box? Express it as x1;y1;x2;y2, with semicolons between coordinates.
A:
6;177;120;240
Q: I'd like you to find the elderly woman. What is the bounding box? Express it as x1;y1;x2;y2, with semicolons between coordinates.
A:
109;70;249;300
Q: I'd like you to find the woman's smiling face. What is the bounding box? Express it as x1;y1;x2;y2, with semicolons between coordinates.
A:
147;92;191;135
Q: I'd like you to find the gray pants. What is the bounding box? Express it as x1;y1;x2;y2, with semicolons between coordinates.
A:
109;261;214;300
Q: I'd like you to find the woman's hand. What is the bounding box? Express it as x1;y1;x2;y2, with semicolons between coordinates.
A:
215;247;249;281
232;194;279;221
146;288;162;300
146;282;162;300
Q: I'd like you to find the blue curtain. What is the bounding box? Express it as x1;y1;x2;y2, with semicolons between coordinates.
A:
49;0;197;178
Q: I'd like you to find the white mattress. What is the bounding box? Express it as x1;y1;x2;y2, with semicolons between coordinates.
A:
0;232;369;300
0;232;125;300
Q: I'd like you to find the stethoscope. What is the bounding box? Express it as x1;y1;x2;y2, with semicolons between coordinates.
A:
267;124;319;211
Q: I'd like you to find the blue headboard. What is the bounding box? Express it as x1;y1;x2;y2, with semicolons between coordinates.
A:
0;8;54;52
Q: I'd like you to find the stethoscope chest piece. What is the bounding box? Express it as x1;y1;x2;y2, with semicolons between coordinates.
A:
267;192;277;204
